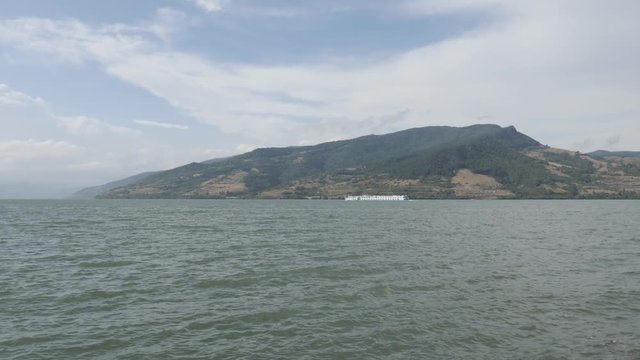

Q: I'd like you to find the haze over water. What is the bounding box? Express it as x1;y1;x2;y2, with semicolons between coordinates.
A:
1;200;639;359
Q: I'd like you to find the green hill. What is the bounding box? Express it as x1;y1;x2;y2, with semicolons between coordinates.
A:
97;124;640;199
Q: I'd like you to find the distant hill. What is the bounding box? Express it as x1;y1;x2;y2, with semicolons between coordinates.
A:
70;171;159;199
96;124;640;199
589;150;640;158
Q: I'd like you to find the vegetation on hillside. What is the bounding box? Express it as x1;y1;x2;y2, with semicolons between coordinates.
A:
94;124;640;199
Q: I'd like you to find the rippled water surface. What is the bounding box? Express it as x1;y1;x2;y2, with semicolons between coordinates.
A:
1;200;639;359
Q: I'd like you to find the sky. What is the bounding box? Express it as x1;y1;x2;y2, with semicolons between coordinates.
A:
1;0;639;197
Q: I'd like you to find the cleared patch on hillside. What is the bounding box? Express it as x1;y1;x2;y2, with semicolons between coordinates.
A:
580;155;611;174
121;186;165;197
451;169;514;199
185;171;248;197
593;175;640;194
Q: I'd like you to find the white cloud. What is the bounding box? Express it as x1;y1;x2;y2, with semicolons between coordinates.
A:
236;143;260;153
56;115;139;136
198;148;229;161
187;0;230;13
0;0;639;158
0;84;46;107
0;18;150;64
0;139;80;166
0;85;192;187
134;119;189;130
148;7;191;42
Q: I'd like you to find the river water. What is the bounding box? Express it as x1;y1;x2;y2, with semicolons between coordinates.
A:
1;200;638;359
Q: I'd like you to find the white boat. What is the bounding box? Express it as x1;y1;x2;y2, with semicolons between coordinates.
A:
344;194;408;201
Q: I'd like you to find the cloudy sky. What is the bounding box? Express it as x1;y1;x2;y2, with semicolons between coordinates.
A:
1;0;639;197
